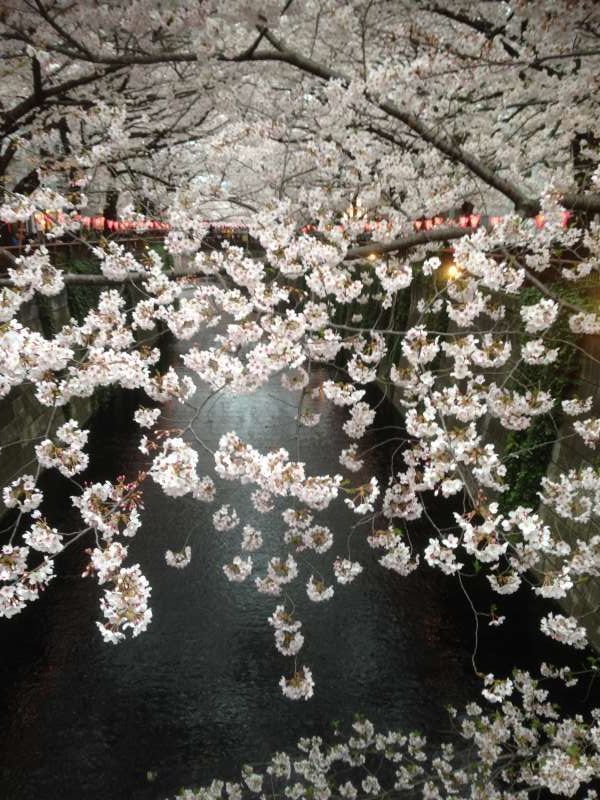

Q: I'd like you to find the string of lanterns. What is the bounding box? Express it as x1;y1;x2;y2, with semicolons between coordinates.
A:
300;210;573;235
3;209;574;240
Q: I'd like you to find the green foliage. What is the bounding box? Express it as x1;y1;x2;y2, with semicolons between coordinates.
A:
62;242;171;325
35;293;56;338
500;415;559;511
65;258;102;323
499;284;590;512
148;241;174;271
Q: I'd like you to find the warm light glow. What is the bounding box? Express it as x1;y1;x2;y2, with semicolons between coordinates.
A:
447;263;461;280
367;253;378;262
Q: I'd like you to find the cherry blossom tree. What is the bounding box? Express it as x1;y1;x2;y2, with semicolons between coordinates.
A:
2;1;600;796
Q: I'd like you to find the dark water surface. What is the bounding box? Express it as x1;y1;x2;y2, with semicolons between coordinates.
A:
0;330;574;800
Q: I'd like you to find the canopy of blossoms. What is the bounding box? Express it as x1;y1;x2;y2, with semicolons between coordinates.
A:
2;1;600;797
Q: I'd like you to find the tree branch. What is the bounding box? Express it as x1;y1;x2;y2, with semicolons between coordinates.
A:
0;226;470;287
344;226;469;260
2;64;124;134
247;32;538;214
561;192;600;214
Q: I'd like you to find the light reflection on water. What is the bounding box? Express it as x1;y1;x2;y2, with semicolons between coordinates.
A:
0;329;563;800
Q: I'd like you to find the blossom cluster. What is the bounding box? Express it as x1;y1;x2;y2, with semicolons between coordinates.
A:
171;668;600;800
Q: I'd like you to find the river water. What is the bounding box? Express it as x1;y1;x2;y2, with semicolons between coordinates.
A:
0;326;572;800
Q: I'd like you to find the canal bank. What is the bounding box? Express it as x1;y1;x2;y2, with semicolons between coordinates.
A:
0;248;168;513
373;273;600;650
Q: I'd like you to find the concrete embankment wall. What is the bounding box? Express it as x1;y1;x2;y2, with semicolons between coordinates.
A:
0;241;169;514
536;333;600;650
0;290;97;513
377;281;600;650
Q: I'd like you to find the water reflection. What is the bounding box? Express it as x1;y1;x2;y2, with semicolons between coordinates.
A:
0;329;571;800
